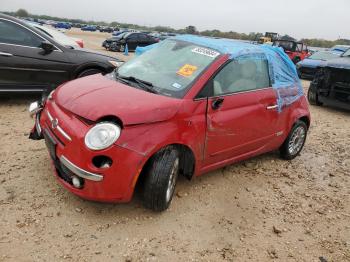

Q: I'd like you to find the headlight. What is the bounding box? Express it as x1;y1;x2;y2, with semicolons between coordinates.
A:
85;122;121;150
48;89;55;100
109;60;124;68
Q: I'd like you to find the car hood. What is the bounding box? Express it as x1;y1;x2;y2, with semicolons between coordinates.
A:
298;58;326;68
72;48;116;60
54;74;182;125
325;57;350;70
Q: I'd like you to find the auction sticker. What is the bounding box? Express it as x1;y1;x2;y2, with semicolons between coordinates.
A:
192;47;220;58
177;64;198;77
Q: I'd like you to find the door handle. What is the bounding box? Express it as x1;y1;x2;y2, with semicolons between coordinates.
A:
266;105;278;110
211;98;224;110
0;52;13;57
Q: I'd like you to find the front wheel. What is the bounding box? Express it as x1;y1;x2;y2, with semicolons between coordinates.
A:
280;120;308;160
119;44;125;52
142;147;180;211
307;85;323;106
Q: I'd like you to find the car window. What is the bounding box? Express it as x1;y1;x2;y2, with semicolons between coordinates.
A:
302;45;308;51
212;58;270;96
127;34;138;40
296;44;302;52
137;34;148;41
0;19;43;47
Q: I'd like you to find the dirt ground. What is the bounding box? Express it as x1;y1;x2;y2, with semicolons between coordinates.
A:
0;30;350;262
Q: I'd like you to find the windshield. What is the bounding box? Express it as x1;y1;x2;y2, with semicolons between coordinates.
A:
308;51;340;60
117;39;221;98
343;48;350;57
273;41;294;51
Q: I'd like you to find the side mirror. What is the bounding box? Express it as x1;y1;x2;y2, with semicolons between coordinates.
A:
41;41;55;53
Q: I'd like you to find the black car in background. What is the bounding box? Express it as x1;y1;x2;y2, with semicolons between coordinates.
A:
308;49;350;110
104;32;158;52
99;26;114;33
0;13;121;94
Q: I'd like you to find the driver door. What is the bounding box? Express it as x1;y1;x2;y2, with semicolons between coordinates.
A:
203;57;282;165
0;18;71;92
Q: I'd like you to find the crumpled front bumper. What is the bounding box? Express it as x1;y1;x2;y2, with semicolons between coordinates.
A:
29;100;147;203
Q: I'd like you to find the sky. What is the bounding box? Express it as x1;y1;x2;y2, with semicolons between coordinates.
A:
2;0;349;40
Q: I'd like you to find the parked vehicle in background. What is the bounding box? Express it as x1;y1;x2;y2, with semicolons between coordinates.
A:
296;50;344;79
102;32;128;49
29;35;310;211
108;32;159;52
112;30;129;37
54;22;71;30
273;40;310;64
330;45;350;53
308;48;350;110
27;22;84;49
0;13;121;94
258;32;279;44
99;26;114;33
81;25;97;32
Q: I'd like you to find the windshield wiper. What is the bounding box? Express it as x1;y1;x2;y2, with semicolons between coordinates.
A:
116;74;158;94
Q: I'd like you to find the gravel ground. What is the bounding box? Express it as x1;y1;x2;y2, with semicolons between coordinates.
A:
0;30;349;262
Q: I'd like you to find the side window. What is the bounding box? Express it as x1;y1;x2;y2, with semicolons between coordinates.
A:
302;45;308;51
0;19;43;47
138;34;148;41
213;58;270;96
128;34;138;40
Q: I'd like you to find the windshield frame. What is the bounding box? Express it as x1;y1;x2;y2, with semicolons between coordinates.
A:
342;48;350;57
116;39;223;99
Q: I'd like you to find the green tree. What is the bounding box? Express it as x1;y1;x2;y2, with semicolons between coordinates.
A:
15;9;29;17
185;25;197;35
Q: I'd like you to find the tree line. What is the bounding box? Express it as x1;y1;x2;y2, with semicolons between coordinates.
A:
4;9;350;48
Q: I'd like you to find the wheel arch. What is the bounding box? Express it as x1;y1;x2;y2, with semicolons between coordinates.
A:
135;143;196;192
74;62;110;79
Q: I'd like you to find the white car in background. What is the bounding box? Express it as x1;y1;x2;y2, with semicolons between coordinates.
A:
27;22;84;49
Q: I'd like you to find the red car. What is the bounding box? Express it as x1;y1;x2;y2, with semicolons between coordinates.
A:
29;36;310;211
273;40;310;64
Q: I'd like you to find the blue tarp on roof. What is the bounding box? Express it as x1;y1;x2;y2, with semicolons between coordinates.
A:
136;35;303;111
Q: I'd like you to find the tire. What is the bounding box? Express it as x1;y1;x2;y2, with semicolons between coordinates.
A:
142;146;180;211
307;85;322;106
119;45;125;52
280;120;308;160
78;68;104;78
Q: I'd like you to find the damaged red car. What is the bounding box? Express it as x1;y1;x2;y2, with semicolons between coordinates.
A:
29;35;310;211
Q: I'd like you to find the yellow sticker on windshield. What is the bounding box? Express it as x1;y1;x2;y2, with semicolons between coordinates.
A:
177;64;198;77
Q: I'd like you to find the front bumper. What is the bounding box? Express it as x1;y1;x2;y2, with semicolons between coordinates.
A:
29;100;146;203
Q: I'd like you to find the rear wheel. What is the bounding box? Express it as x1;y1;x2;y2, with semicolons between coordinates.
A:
142;147;180;211
280;120;308;160
78;68;104;78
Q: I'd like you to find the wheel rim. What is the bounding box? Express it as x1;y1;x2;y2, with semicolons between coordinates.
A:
288;126;306;156
166;158;179;203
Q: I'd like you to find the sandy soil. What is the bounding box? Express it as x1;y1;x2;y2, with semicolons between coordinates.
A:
0;30;350;262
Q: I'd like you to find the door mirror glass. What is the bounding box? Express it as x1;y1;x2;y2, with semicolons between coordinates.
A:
41;41;55;53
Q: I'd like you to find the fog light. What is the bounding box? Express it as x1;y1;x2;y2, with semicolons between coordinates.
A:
92;156;113;169
72;176;83;189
